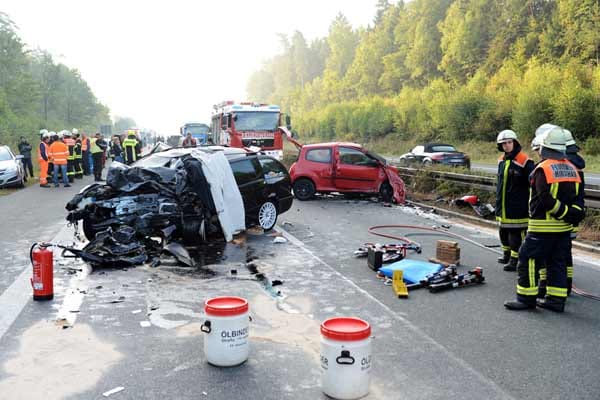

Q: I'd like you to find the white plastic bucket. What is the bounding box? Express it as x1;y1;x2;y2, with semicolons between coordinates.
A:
320;317;372;400
202;296;249;367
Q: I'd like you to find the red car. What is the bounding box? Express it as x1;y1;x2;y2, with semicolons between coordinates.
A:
289;142;405;203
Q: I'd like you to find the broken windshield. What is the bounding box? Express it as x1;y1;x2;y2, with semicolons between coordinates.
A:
233;112;279;131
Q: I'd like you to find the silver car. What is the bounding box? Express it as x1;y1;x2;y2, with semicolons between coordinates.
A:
0;145;27;188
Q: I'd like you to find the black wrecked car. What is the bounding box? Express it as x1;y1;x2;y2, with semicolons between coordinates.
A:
66;146;293;243
398;143;470;169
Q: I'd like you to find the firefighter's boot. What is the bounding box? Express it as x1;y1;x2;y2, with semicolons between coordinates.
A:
504;299;536;311
497;251;510;264
536;296;565;313
503;257;518;272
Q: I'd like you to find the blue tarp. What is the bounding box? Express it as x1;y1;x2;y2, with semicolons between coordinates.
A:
379;259;443;284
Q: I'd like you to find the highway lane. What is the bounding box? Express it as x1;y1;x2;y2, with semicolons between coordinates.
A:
1;188;599;399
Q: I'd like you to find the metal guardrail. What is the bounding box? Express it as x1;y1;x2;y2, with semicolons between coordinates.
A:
395;166;600;208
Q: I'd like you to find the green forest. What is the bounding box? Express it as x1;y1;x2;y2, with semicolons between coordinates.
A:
247;0;600;158
0;12;111;148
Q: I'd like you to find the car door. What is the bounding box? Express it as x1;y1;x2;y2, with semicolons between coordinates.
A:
333;146;381;192
303;147;335;191
230;158;265;218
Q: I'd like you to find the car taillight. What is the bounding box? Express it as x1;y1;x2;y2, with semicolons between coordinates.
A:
431;154;444;160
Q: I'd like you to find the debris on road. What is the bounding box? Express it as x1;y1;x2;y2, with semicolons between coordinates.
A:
453;195;495;218
273;236;287;244
140;321;151;328
102;386;125;397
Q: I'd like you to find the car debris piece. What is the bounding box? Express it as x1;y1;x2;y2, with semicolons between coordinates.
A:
102;386;125;397
140;321;151;328
131;309;142;314
273;236;287;244
108;296;126;304
453;195;495;218
162;242;194;267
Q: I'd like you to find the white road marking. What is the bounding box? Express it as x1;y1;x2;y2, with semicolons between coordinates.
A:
276;225;517;400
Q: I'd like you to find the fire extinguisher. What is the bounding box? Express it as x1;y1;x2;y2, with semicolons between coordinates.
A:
30;243;53;301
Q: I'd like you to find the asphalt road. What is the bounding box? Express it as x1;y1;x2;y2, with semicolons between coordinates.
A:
1;188;599;399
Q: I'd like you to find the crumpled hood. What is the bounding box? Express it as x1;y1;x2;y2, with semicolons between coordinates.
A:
383;165;406;204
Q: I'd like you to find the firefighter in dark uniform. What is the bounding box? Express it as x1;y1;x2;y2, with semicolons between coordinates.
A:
495;130;535;271
537;129;585;297
505;126;585;312
73;132;83;179
63;130;76;183
122;130;141;165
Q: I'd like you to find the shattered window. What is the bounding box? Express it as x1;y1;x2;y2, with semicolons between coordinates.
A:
230;159;260;185
339;147;370;166
306;148;331;163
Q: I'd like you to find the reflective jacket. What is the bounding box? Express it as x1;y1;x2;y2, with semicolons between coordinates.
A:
495;147;534;227
122;137;141;163
48;141;69;165
64;137;76;160
528;159;583;234
567;153;586;234
38;142;49;162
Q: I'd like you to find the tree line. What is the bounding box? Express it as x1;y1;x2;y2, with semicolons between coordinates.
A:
247;0;600;152
0;12;112;147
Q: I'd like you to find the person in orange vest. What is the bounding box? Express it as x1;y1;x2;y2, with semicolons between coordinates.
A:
38;129;50;188
48;131;70;187
504;126;584;312
62;130;76;183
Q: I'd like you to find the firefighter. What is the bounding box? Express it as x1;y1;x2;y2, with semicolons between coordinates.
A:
122;130;141;165
81;132;91;175
62;130;76;183
73;132;83;179
536;129;586;297
495;130;534;271
504;126;584;312
91;132;108;181
48;131;70;187
46;131;57;182
38;130;50;188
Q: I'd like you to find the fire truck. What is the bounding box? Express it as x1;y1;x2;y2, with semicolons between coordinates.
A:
211;101;290;160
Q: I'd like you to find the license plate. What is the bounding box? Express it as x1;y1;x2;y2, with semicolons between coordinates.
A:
242;132;274;140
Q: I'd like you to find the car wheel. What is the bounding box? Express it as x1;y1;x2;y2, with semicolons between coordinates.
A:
17;175;25;188
398;158;408;167
379;181;393;203
423;159;432;167
258;201;278;231
293;178;316;201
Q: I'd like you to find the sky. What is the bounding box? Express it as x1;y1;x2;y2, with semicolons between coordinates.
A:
2;0;379;134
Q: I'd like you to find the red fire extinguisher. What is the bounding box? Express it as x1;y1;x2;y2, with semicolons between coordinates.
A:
30;243;53;301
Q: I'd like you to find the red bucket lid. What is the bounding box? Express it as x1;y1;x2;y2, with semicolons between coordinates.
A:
204;296;249;316
320;317;371;341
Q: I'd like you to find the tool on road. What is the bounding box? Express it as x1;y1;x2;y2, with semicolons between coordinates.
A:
428;267;485;293
392;270;408;298
30;242;54;301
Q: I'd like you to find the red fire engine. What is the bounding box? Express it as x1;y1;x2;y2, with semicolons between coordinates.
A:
211;101;290;160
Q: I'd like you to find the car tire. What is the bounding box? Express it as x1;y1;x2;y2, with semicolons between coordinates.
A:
293;178;316;201
379;181;393;203
258;201;278;231
423;159;432;167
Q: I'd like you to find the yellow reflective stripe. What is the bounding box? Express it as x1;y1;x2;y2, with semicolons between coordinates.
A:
528;258;535;290
557;206;569;219
511;250;519;258
497;217;529;224
572;205;582;211
550;182;559;198
517;285;538;295
501;245;510;251
575;182;580;196
501;160;510;220
539;268;547;280
567;266;573;278
549;200;561;215
546;286;567;298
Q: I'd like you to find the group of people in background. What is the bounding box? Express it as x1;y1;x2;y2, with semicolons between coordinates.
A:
496;124;585;313
34;128;144;188
36;129;108;187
